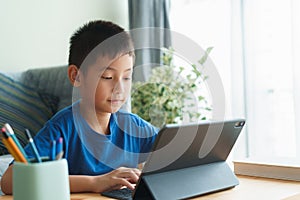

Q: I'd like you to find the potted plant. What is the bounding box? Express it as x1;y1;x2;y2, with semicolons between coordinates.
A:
131;47;213;128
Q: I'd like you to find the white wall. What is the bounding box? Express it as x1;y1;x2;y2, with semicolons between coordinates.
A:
0;0;128;72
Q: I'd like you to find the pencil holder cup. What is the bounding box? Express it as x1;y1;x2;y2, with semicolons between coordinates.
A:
13;159;70;200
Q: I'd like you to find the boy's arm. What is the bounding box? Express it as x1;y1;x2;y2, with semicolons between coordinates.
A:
1;165;13;194
1;165;140;194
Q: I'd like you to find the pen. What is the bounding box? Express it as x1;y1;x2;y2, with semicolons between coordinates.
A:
50;140;56;161
25;129;42;163
4;123;29;162
1;128;28;163
55;137;64;160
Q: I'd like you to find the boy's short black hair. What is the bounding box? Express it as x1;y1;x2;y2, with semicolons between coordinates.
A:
68;20;134;69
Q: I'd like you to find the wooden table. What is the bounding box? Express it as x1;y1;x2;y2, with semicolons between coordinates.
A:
0;175;299;199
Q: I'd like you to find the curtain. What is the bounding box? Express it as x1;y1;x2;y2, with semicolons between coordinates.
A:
128;0;171;82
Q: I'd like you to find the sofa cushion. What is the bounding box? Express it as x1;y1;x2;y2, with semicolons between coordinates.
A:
20;66;73;111
0;73;58;155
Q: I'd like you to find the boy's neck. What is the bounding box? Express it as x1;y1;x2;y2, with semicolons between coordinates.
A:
79;101;111;135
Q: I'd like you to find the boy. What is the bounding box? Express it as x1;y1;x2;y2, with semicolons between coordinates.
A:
1;20;158;194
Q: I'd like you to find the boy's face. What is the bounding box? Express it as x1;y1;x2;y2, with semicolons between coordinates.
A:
80;54;133;114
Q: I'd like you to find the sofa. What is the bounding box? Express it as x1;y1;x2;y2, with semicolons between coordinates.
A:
0;65;131;195
0;65;72;195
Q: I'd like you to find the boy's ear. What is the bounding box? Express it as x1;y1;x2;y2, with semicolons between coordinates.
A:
68;65;80;87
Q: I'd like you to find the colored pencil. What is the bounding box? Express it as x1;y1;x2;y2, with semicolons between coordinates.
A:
1;128;28;163
25;129;42;163
55;137;64;160
4;123;29;162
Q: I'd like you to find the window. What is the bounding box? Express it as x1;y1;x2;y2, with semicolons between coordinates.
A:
240;0;300;165
170;0;300;170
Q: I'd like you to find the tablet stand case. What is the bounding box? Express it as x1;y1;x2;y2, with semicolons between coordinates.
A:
133;161;238;200
132;119;245;200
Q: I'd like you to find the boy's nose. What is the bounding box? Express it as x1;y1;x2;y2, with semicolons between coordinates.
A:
114;80;125;93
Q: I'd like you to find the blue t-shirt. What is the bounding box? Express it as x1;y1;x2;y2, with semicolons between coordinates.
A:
24;101;158;175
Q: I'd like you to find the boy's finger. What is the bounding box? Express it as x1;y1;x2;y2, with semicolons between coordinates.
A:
118;178;135;190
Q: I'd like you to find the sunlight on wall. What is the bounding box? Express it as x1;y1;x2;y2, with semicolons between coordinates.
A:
0;0;128;72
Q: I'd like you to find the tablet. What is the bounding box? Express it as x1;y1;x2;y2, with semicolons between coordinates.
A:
102;119;245;200
142;118;245;174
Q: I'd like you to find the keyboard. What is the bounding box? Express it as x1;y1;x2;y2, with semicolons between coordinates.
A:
101;187;133;200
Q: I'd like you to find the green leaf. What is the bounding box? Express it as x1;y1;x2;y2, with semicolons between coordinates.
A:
198;47;213;65
131;46;213;127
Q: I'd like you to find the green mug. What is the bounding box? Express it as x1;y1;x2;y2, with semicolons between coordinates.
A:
13;159;70;200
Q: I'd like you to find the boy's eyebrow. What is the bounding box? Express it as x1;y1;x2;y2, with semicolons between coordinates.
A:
105;67;132;72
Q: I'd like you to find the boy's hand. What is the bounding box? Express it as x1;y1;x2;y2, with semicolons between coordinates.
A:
93;167;141;192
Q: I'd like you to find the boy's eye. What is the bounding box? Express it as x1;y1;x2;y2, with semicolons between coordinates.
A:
101;76;112;80
124;77;131;81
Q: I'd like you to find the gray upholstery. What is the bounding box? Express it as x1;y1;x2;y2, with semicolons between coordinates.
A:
20;66;73;111
0;65;131;195
0;66;72;195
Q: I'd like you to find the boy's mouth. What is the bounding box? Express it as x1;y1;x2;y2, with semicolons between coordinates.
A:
108;99;124;104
